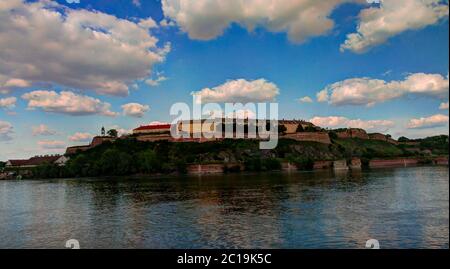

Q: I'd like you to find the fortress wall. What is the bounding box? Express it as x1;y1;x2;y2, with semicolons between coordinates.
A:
186;164;225;174
333;160;348;170
337;129;369;140
434;157;449;165
369;158;419;168
313;160;333;170
283;132;331;144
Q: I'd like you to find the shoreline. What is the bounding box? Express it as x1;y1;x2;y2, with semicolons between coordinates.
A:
1;159;448;181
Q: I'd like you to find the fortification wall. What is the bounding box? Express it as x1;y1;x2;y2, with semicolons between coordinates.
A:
283;132;331;144
186;164;225;174
337;129;369;139
368;133;398;144
65;146;90;155
313;160;333;170
433;157;449;165
369;158;419;168
333;160;348;170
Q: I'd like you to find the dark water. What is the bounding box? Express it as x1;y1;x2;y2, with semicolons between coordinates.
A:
0;166;448;249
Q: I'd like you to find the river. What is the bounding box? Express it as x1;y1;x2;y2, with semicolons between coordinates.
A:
0;166;448;249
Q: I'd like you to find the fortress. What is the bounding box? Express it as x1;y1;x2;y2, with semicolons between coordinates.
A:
64;119;400;155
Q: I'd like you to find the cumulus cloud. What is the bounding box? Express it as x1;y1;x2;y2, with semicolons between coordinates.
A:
0;78;31;94
32;124;57;136
440;101;449;110
0;97;17;109
0;120;14;141
122;103;150;118
161;0;362;43
22;90;118;116
407;114;449;129
316;73;449;106
38;140;66;149
145;75;168;86
299;96;313;103
341;0;449;53
310;116;395;132
68;132;93;142
0;0;169;96
192;79;279;103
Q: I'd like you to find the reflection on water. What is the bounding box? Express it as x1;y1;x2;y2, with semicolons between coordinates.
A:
0;166;448;249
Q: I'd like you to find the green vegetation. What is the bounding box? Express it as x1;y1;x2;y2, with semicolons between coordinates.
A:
107;129;118;137
418;135;449;155
24;134;448;179
333;138;404;159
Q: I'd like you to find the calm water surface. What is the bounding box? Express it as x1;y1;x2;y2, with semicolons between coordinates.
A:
0;166;448;249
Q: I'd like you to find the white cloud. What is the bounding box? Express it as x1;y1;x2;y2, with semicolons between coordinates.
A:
0;77;31;94
0;97;17;109
299;96;313;103
38;140;66;149
68;132;93;142
145;75;168;86
407;114;449;129
0;121;14;141
22;90;118;117
139;17;158;29
161;0;362;43
439;101;449;110
192;78;279;103
32;124;57;136
317;73;449;106
109;125;133;136
132;0;141;7
310;116;395;132
341;0;449;53
122;103;150;118
160;19;176;27
0;0;169;96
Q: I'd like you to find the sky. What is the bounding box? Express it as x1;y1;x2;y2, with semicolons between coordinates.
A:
0;0;449;161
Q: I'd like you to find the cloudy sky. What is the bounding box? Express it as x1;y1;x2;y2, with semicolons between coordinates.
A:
0;0;449;160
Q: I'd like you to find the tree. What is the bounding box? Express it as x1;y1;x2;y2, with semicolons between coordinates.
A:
137;149;161;173
107;129;118;137
296;124;304;132
278;125;287;135
101;126;105;136
99;148;131;175
398;136;410;142
328;131;338;140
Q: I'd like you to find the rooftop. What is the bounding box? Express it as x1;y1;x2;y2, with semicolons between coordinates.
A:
133;124;172;131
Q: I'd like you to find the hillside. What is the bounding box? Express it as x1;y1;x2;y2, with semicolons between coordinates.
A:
22;134;449;179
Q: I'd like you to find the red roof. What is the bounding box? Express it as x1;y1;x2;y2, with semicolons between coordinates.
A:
133;124;171;131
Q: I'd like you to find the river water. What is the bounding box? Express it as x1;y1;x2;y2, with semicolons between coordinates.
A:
0;166;448;249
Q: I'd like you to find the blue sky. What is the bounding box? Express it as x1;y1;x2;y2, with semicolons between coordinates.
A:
0;0;449;160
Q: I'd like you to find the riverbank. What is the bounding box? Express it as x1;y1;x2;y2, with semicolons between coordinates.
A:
2;136;448;179
2;156;447;180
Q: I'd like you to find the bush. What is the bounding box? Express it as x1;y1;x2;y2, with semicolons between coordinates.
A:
244;157;262;171
291;157;314;171
262;158;282;171
224;164;241;173
137;149;161;173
